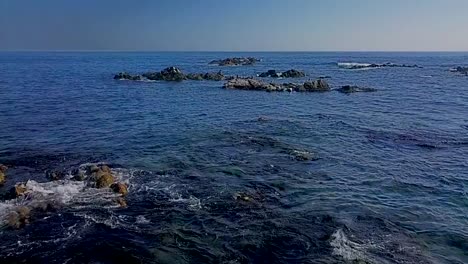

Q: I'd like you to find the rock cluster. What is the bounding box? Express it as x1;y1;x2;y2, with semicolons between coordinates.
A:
115;67;227;82
258;69;306;78
339;62;420;70
223;78;330;92
209;57;260;66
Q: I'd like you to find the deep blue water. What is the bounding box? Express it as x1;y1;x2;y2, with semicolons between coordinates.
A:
0;52;467;263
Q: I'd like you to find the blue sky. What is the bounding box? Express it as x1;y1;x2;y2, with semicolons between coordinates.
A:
1;0;467;51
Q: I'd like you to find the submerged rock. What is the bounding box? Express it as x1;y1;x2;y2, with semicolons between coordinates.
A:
336;85;377;93
289;150;317;161
186;71;225;81
116;197;127;208
111;182;128;196
6;206;31;229
114;72;142;81
46;170;66;181
258;69;305;78
209;57;260;66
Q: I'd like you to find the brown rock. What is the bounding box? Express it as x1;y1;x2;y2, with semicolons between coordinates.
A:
96;173;115;188
0;172;5;185
12;182;27;197
100;165;111;173
111;182;128;196
6;206;31;229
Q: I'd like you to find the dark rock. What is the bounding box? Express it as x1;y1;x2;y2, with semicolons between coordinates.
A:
338;62;421;70
303;79;330;92
185;73;204;80
209;57;260;66
289;150;317;161
10;182;27;198
116;197;127;208
258;69;305;78
143;66;186;81
0;172;5;185
100;165;111;174
87;164;100;174
114;72;142;81
336;85;377;93
223;78;283;92
203;71;225;81
111;182;128;196
7;206;31;229
281;69;306;78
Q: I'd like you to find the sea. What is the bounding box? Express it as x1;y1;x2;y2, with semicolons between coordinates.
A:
0;52;467;263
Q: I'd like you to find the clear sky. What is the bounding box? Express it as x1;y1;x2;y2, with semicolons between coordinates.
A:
1;0;467;51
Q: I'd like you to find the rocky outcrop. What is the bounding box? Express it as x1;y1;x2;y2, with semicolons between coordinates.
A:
114;72;142;81
209;57;260;66
336;85;377;93
116;67;227;82
46;170;66;181
258;69;305;78
223;78;330;92
92;165;116;188
6;206;31;229
10;182;27;198
450;66;468;75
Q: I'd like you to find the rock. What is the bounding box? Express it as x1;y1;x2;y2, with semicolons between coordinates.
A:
143;66;186;81
258;69;305;78
223;78;283;91
259;70;281;78
185;73;204;80
95;171;115;188
46;170;66;181
303;79;330;92
114;72;142;81
281;69;306;78
72;170;86;181
234;192;252;202
338;62;421;70
203;71;225;81
6;206;31;229
0;164;7;173
336;85;377;93
87;164;100;174
11;182;27;197
0;172;5;185
257;116;269;122
100;165;111;174
209;57;260;66
111;182;128;196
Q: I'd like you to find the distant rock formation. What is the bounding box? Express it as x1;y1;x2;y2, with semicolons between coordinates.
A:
450;66;468;75
338;62;420;70
223;78;330;92
258;69;306;78
115;67;227;81
336;85;377;93
209;57;260;66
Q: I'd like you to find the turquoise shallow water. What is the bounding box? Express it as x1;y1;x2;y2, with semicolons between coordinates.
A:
0;52;467;263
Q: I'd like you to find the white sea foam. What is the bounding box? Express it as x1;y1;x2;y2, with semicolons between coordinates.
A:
337;62;374;69
330;229;368;262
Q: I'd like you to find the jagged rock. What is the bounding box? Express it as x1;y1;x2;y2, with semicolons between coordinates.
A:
303;79;330;92
202;71;225;81
223;78;283;91
209;57;260;66
114;72;142;81
111;182;128;196
143;66;186;81
186;73;204;80
259;70;281;78
336;85;377;93
338;62;420;70
281;69;306;78
224;78;331;93
259;69;305;78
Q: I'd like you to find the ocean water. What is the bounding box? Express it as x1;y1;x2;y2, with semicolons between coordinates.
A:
0;52;467;264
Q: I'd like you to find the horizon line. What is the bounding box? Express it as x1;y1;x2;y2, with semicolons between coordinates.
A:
1;50;468;53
